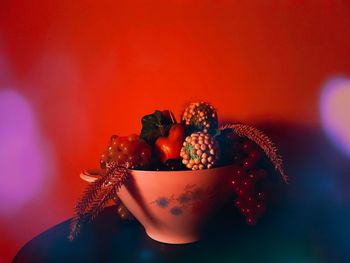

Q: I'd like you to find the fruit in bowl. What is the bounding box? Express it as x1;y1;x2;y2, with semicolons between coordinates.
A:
69;102;287;243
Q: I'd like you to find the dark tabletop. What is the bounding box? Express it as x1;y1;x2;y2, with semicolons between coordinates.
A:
13;124;350;263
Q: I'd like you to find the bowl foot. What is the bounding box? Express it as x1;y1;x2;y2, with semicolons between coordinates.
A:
145;229;200;244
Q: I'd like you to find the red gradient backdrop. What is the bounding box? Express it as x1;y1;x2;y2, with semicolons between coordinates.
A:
1;1;350;262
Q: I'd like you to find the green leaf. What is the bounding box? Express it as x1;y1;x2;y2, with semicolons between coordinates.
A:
140;110;173;144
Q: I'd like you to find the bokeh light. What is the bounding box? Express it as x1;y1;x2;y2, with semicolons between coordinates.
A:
320;77;350;158
0;89;55;215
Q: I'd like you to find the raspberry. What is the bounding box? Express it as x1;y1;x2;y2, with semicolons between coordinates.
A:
180;132;220;170
181;102;218;133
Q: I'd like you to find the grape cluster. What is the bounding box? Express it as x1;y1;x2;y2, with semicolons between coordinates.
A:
221;130;268;225
100;134;152;170
100;134;152;221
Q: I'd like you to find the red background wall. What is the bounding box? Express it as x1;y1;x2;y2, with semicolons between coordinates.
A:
1;1;350;262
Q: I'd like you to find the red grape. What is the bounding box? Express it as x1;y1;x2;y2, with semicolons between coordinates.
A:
128;134;139;142
226;134;270;226
100;135;152;169
140;148;151;161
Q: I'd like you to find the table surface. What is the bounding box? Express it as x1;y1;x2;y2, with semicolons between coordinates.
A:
13;124;350;263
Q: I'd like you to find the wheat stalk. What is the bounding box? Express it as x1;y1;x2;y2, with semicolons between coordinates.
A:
68;162;129;241
221;123;288;183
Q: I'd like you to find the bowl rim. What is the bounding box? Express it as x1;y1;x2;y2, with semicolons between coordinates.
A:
81;164;236;183
128;163;236;174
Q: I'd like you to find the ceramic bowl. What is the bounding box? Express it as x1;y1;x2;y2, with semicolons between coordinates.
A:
80;165;235;244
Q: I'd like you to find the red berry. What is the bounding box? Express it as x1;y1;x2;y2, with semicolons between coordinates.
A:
128;155;140;163
255;202;266;217
235;187;245;196
232;166;246;178
256;169;267;179
241;141;255;154
241;207;254;217
231;179;241;188
242;158;256;170
100;153;108;161
110;134;118;142
234;199;244;209
247;171;257;181
248;149;262;162
226;131;236;140
257;191;266;200
100;160;106;169
246;216;257;226
128;134;139;142
244;195;256;206
111;140;118;147
240;178;254;192
116;153;127;163
232;154;243;163
140;148;151;161
108;147;115;157
240;207;247;215
231;141;241;151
